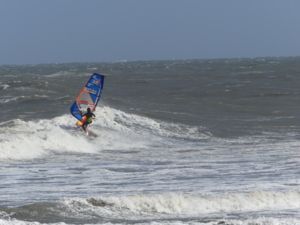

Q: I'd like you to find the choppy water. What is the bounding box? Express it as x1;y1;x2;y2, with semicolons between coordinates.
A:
1;58;300;224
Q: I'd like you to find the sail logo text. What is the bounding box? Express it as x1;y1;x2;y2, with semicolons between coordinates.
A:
85;87;97;95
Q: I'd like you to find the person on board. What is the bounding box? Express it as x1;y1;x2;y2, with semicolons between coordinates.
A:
81;107;96;131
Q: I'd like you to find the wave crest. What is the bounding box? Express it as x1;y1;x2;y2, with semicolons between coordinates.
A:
0;106;208;160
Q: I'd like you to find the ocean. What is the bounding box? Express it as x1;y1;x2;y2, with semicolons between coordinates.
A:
0;57;300;225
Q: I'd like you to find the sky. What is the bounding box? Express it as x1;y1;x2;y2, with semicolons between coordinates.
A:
0;0;300;64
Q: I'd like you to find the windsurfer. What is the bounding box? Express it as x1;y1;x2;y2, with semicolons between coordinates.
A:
82;107;96;131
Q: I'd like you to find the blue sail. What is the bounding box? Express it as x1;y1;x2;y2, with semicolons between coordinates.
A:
70;73;105;121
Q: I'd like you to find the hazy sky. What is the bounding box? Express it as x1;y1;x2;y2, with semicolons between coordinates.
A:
0;0;300;64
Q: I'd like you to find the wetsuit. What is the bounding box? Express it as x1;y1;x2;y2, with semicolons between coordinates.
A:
82;111;95;131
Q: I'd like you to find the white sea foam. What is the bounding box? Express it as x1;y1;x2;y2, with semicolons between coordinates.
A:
44;71;74;78
2;219;300;225
63;191;300;218
1;191;300;224
0;96;25;104
0;219;67;225
0;84;10;90
0;219;300;225
57;191;300;224
0;95;49;104
0;106;207;160
98;106;209;140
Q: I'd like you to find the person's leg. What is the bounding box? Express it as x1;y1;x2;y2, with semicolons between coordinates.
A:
82;123;87;131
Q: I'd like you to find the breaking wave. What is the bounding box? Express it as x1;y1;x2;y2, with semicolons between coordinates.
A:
63;191;300;218
0;106;209;160
1;191;300;225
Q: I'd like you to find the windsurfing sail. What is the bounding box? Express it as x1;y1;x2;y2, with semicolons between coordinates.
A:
70;73;105;121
